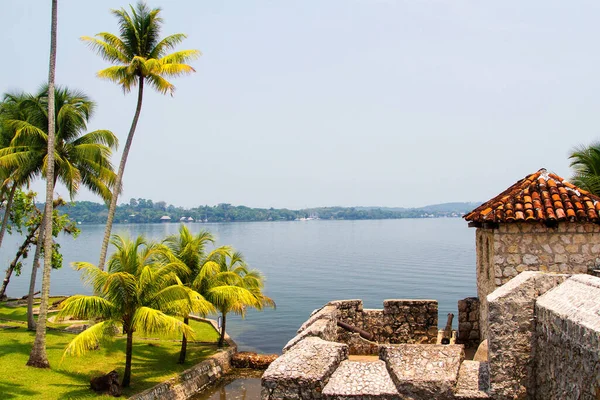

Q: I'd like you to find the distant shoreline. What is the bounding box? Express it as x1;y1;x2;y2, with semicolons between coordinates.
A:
56;199;481;225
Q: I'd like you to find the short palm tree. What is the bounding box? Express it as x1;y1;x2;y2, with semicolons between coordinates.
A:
82;1;200;270
206;250;275;347
163;225;217;363
59;235;212;387
569;142;600;196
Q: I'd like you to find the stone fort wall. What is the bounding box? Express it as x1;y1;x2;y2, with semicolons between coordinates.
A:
476;222;600;339
330;299;439;346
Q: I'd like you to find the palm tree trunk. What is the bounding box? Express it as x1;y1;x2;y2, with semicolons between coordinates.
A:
0;225;37;299
0;183;17;250
27;208;48;330
98;78;145;271
218;313;227;348
27;0;57;369
178;316;189;364
122;330;134;388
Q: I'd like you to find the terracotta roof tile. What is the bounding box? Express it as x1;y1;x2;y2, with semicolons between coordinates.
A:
464;168;600;224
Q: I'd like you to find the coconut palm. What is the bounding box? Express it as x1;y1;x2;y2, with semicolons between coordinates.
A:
26;0;58;368
82;1;200;270
206;250;275;347
162;225;241;363
0;86;118;331
59;234;213;387
569;142;600;196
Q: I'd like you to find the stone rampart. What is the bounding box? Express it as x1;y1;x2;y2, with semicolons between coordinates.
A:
534;275;600;400
330;299;438;346
457;297;480;348
487;271;568;400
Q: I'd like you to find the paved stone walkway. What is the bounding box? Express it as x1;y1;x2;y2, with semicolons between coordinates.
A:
322;360;399;399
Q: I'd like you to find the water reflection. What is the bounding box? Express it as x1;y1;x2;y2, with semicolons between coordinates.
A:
192;370;263;400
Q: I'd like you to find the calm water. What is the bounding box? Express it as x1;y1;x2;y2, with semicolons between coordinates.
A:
1;218;476;354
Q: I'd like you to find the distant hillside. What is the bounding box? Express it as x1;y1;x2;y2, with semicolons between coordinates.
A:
418;202;481;214
56;199;482;224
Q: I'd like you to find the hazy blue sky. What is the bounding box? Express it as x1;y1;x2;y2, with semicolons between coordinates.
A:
2;1;600;209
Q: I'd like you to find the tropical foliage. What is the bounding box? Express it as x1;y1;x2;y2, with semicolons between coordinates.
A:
204;250;275;347
569;142;600;196
59;234;212;387
82;1;200;270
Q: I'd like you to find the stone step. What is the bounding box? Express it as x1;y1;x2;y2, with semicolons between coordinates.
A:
322;360;400;400
380;344;464;400
262;337;348;400
454;361;490;399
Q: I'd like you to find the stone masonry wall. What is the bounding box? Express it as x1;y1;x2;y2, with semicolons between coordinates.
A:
476;222;600;340
487;271;568;400
534;275;600;400
330;299;438;346
457;297;480;348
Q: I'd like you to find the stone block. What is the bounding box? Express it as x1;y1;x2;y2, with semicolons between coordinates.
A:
262;337;348;400
455;360;490;399
379;344;464;400
487;271;568;400
298;305;338;333
283;318;337;353
322;360;399;399
534;275;600;400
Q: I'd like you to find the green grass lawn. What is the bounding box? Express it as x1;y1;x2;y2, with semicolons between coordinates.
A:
0;299;221;399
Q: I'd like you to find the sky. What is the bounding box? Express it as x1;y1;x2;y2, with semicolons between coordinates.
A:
2;0;600;209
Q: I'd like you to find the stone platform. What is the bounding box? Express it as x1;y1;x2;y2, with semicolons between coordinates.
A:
380;344;464;400
322;360;399;399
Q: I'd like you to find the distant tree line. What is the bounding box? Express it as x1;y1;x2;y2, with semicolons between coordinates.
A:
56;198;476;224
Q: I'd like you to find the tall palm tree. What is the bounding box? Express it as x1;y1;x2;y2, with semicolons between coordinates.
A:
59;235;213;387
27;0;58;369
0;86;118;330
82;1;200;270
569;142;600;196
207;250;275;347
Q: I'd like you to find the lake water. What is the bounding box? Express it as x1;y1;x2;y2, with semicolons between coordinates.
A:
1;218;476;354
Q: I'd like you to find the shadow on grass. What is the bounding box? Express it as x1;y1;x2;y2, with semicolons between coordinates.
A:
53;339;217;398
0;381;40;399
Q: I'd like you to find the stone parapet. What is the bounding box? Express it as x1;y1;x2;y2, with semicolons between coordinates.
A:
534;275;600;400
330;299;438;347
457;297;480;348
262;337;348;400
487;271;568;400
283;317;337;353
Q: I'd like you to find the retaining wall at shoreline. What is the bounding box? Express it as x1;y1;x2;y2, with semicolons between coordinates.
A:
129;318;236;400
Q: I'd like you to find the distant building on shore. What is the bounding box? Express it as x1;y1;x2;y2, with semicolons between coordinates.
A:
159;215;172;223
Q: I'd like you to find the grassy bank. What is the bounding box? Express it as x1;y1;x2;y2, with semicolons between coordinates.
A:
0;299;221;399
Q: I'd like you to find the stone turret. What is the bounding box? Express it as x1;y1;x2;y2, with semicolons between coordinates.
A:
464;168;600;340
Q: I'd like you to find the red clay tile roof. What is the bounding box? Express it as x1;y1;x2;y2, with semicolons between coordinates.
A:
464;169;600;224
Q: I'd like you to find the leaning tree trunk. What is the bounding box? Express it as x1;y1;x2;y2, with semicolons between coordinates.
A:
98;78;145;271
178;316;189;364
0;183;17;250
218;313;227;348
26;211;46;330
122;329;134;388
27;0;57;369
0;224;38;299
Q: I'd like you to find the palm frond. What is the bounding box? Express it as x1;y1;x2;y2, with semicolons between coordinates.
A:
131;306;195;338
62;320;120;358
